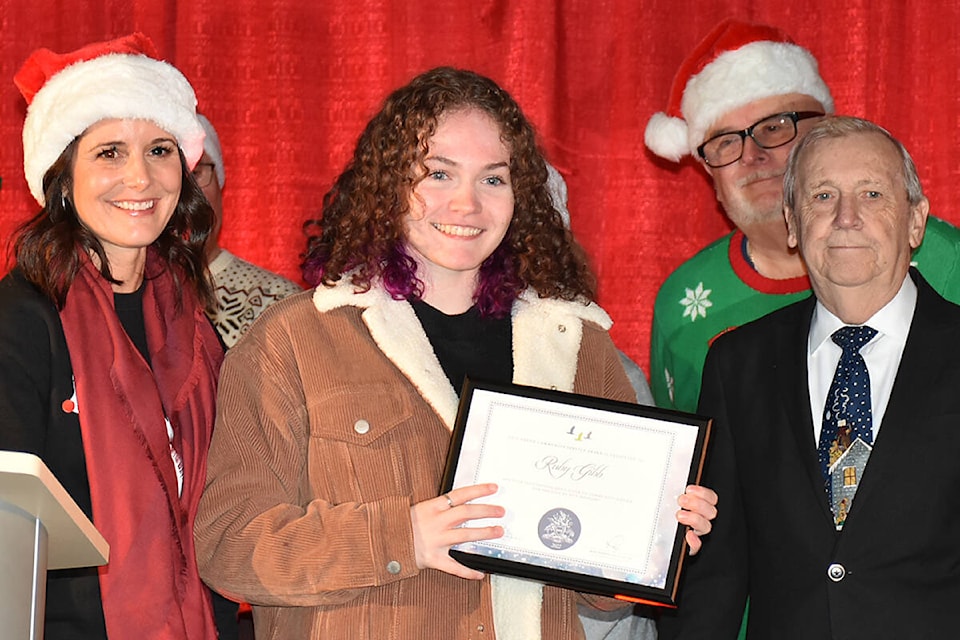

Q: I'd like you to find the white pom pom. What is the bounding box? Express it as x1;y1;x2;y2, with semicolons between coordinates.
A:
644;112;691;162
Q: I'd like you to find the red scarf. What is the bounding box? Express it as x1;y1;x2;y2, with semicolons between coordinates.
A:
60;250;223;639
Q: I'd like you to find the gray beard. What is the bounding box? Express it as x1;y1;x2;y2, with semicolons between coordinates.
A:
729;200;784;229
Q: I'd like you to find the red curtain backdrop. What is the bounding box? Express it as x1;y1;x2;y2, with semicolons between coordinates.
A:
2;1;960;377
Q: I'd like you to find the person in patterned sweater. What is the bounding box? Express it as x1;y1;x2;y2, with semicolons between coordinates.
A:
195;115;301;348
645;20;960;414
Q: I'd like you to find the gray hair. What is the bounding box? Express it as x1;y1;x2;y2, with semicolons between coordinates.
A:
783;115;925;211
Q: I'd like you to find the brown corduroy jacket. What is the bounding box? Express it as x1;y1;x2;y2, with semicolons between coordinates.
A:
195;283;634;639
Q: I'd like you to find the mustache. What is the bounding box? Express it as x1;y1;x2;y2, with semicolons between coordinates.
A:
736;169;784;188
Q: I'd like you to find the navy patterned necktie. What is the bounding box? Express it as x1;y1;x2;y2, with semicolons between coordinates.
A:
818;325;877;529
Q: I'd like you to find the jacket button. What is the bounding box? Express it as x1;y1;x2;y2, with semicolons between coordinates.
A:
477;624;485;632
354;419;371;435
386;560;401;574
827;563;845;582
558;324;567;333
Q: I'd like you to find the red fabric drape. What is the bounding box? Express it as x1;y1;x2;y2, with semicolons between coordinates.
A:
2;1;960;377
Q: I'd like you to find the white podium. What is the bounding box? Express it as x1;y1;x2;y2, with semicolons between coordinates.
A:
0;451;109;639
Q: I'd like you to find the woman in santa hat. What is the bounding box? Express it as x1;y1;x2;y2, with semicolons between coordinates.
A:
0;33;222;639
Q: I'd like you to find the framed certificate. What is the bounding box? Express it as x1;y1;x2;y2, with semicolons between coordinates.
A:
440;378;711;607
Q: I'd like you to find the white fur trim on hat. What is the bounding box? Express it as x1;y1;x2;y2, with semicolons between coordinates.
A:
22;53;205;205
197;114;225;188
681;40;834;157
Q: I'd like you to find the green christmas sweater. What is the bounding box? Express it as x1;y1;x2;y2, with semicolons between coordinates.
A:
650;216;960;413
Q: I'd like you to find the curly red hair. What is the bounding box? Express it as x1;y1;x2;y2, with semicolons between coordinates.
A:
302;66;595;316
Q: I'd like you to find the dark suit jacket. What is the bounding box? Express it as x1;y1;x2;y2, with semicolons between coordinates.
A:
659;270;960;640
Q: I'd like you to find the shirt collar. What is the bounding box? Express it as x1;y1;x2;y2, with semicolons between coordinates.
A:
809;272;917;355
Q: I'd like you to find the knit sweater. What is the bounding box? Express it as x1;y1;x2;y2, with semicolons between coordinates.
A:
207;249;301;347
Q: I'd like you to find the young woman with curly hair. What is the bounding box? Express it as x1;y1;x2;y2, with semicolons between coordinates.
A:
302;66;595;315
196;66;716;640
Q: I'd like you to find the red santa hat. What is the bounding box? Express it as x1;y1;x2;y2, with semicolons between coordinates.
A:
15;33;205;205
644;19;834;162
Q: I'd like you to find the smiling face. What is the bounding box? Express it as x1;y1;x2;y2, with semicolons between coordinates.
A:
703;93;825;230
404;108;514;308
785;131;928;314
71;118;182;270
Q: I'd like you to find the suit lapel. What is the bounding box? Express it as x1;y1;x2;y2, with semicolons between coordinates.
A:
842;274;950;517
777;297;838;526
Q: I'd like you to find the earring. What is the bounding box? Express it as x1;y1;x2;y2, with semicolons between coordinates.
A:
61;193;68;210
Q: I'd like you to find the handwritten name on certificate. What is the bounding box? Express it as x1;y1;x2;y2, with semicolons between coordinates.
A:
449;388;700;589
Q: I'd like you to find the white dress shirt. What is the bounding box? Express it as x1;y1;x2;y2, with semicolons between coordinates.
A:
808;274;917;444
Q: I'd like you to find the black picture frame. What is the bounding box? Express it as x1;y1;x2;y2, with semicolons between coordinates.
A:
440;378;711;607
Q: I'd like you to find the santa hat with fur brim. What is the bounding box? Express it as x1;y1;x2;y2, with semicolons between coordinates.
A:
15;33;205;205
644;19;834;162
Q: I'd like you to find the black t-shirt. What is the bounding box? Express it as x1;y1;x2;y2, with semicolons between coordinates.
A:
114;285;150;365
411;299;512;395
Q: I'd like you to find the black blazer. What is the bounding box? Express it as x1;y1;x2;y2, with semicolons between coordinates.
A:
659;269;960;640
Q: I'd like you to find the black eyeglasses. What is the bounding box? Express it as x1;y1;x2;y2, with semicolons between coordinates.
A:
697;111;824;168
191;162;217;188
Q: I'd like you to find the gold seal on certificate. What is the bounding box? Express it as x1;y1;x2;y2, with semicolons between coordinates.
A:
440;379;711;607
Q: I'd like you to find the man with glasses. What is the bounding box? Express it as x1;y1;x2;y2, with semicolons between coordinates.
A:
644;19;960;415
195;115;301;348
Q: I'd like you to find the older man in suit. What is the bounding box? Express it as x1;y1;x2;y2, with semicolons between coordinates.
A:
658;115;960;639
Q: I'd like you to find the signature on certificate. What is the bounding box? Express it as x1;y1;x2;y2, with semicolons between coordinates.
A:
534;455;608;481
